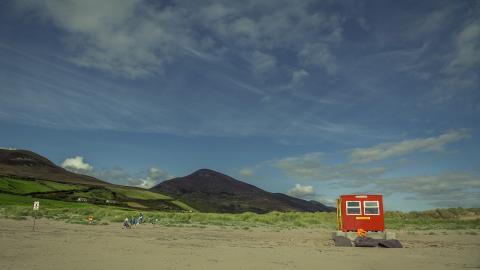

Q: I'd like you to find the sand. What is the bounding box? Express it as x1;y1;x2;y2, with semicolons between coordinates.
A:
0;218;479;270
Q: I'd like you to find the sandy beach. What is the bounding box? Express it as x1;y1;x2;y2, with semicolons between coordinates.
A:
0;218;479;270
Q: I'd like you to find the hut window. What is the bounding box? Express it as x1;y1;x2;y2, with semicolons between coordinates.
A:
364;201;379;215
346;201;361;215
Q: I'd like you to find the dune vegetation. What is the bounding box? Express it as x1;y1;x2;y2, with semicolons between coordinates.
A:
1;192;479;230
1;176;478;230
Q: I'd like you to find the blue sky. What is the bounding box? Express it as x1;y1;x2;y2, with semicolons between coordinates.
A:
0;0;479;210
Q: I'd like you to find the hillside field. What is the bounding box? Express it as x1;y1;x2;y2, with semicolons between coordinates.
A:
0;176;194;212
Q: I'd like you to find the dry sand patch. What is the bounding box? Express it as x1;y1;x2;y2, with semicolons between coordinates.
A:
0;218;479;270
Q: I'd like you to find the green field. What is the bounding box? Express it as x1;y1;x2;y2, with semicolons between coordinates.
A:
0;193;478;230
72;189;115;200
170;200;195;212
0;176;81;194
109;187;171;200
0;176;193;212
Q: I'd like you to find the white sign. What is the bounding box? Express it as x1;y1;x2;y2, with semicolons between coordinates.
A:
33;201;40;211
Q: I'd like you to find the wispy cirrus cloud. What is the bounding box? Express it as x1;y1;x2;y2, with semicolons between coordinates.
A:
0;47;371;141
273;152;387;182
267;129;479;207
272;130;471;183
298;42;338;75
373;172;480;208
14;0;344;79
449;19;480;69
349;129;470;164
1;1;477;150
15;0;186;78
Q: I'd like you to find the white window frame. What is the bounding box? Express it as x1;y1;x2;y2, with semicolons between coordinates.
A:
363;201;380;215
346;201;362;215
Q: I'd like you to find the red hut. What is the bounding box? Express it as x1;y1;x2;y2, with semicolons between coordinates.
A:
336;194;384;232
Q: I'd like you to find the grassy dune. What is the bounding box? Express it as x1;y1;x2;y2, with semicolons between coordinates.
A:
1;193;478;230
1;176;478;230
385;209;480;230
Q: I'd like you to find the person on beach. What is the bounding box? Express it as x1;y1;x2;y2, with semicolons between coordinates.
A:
123;218;130;229
132;217;137;226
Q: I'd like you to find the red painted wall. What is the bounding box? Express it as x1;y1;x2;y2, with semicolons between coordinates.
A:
337;194;384;232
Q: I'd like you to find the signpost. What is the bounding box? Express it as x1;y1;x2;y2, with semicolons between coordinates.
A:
32;201;39;231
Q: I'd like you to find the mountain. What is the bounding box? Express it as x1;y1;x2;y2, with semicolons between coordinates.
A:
0;149;334;213
151;168;334;213
0;149;108;186
0;149;192;211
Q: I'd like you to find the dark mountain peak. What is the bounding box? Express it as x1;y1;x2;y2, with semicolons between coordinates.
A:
0;149;56;168
151;168;333;213
187;169;243;185
189;168;229;178
154;168;263;195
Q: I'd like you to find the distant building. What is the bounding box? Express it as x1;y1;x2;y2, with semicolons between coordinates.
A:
105;199;118;204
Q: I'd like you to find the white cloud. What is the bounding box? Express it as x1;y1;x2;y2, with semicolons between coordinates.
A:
290;69;309;86
273;151;480;207
198;1;342;49
273;152;386;181
287;184;316;199
298;43;337;75
238;167;254;178
250;50;277;76
93;166;173;188
199;3;233;22
349;129;471;164
407;9;451;38
14;0;343;79
126;167;174;188
270;138;479;208
60;154;171;188
449;19;480;69
274;152;325;177
15;0;190;78
230;17;258;40
286;184;335;205
61;156;93;172
374;172;480;207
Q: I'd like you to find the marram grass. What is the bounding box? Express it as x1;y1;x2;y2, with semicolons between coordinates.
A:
0;193;479;230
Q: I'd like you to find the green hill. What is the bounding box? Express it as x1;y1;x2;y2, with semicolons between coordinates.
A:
0;149;195;212
0;176;194;212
